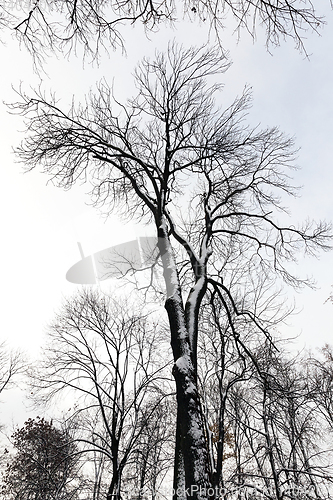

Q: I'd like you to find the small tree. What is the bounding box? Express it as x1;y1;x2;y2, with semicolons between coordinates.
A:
0;343;24;397
1;417;80;500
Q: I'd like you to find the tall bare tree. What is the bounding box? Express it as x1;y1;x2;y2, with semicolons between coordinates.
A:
0;343;24;441
12;43;331;497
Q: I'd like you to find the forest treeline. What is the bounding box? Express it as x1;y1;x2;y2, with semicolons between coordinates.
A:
1;290;333;498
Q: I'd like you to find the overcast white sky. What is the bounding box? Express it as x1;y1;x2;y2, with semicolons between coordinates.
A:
1;7;333;424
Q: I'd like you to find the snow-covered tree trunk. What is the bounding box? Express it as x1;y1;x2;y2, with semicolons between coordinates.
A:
158;220;212;499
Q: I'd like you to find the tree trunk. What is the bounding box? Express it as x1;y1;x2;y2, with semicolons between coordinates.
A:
158;220;212;499
166;297;212;500
107;462;121;500
173;412;186;500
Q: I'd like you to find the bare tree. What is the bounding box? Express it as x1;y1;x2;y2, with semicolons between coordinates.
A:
29;289;172;500
0;344;25;474
197;292;256;491
12;43;332;498
216;342;333;499
307;344;333;431
124;396;175;500
0;343;24;397
1;0;325;61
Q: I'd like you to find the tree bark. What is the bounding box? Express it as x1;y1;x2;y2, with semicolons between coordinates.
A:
157;219;212;499
166;297;212;499
173;411;186;500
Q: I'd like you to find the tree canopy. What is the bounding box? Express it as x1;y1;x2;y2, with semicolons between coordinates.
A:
1;0;327;61
1;417;80;500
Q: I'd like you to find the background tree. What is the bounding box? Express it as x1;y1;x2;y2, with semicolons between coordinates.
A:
306;344;333;432
0;343;24;398
1;417;81;500
1;0;326;61
227;343;333;499
29;289;173;500
0;343;25;446
199;323;333;499
12;42;332;498
124;396;175;499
